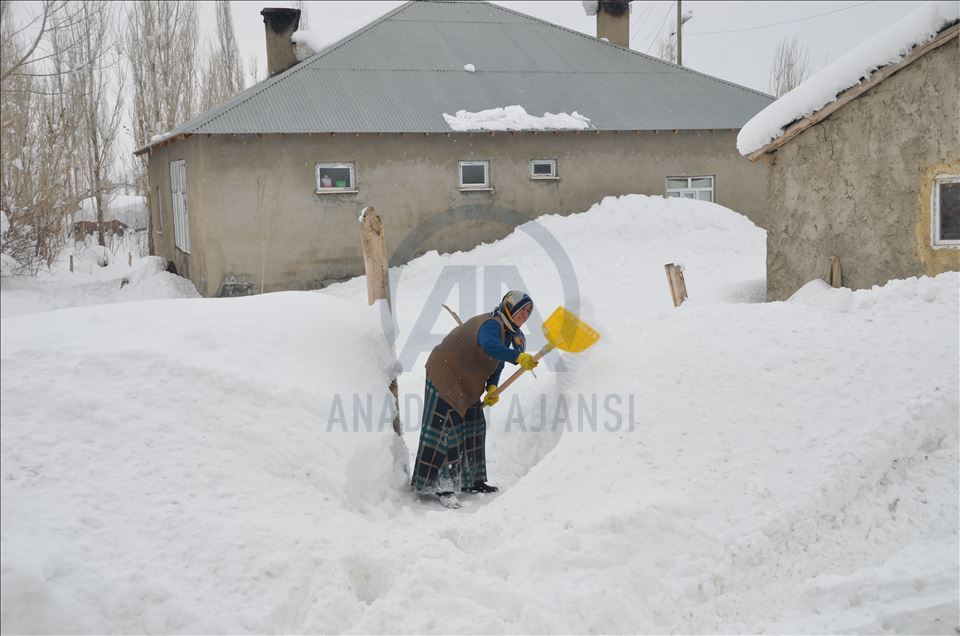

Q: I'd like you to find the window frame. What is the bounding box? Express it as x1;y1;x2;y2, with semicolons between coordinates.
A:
932;174;960;249
530;159;558;180
314;162;357;194
169;159;190;254
665;175;715;202
458;160;491;190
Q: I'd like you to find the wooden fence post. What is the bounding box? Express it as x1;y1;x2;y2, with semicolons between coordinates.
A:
664;263;688;307
128;252;133;267
825;256;842;288
360;206;402;436
69;255;74;273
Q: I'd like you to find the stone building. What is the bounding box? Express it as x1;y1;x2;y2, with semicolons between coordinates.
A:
137;0;772;297
741;5;959;300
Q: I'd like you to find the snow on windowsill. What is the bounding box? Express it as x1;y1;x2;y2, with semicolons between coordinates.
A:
737;1;959;156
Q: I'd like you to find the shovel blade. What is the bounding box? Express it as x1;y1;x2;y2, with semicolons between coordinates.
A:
542;306;600;353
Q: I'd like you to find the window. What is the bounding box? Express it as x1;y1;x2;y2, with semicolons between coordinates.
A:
459;160;490;190
315;162;356;192
666;176;714;202
169;160;190;253
531;159;557;179
933;175;959;248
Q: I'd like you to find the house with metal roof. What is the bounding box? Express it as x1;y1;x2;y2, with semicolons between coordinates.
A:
739;2;958;300
137;0;773;297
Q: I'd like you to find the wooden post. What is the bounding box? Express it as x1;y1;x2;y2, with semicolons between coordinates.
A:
69;255;74;273
360;207;391;309
825;256;842;288
128;252;133;267
664;263;688;307
360;206;401;436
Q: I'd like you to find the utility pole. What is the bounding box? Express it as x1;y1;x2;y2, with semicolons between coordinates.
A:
676;0;683;66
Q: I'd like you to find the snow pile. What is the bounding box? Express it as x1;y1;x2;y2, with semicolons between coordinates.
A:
463;63;476;72
1;293;400;633
443;105;591;131
738;1;959;155
73;195;149;230
2;195;957;633
0;254;199;318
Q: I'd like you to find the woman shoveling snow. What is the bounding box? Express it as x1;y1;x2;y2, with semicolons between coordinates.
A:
411;291;538;508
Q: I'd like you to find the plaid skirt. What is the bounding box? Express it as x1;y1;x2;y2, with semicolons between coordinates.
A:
411;378;488;494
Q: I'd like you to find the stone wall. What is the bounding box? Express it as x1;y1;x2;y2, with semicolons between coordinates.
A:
764;37;959;301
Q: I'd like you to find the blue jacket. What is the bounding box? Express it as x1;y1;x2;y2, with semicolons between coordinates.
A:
476;316;526;387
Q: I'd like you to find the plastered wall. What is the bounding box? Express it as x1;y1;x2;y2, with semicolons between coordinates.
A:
764;38;959;301
146;128;767;297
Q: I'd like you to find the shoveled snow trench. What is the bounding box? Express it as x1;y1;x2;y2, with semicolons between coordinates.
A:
1;196;956;633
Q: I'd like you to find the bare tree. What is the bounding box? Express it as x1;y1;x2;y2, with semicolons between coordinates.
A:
655;34;676;64
125;0;200;195
1;0;86;273
768;35;811;97
1;0;68;82
247;54;262;86
72;2;126;247
295;0;309;30
200;0;246;112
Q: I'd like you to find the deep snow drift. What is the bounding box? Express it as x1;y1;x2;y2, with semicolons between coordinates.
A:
1;195;957;633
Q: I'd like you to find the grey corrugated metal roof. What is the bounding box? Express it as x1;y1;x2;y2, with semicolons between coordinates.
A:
137;0;773;153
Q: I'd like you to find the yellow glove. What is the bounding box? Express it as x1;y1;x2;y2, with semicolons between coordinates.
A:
516;352;538;371
482;385;499;407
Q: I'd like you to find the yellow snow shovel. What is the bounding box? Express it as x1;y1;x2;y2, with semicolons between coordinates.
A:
496;306;600;394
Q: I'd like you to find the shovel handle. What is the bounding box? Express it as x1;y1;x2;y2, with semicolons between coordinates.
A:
495;342;555;395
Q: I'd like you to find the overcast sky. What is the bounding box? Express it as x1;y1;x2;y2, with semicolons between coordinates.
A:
211;1;921;94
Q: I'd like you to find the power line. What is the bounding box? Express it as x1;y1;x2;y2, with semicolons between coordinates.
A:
685;1;874;36
629;1;656;46
645;1;676;55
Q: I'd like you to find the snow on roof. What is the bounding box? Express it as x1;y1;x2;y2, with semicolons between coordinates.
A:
442;105;591;131
291;15;372;61
738;1;959;157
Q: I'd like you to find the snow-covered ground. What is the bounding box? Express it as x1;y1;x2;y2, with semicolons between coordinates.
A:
1;234;196;318
1;195;957;633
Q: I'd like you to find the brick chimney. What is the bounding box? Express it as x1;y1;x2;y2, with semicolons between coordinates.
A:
261;8;301;77
597;0;631;49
